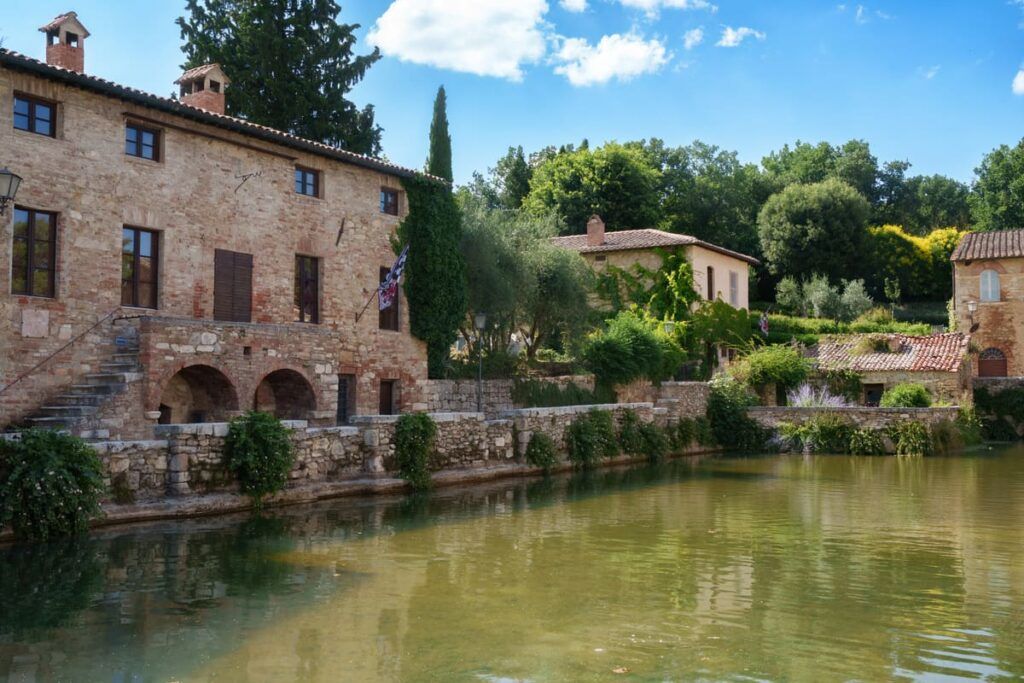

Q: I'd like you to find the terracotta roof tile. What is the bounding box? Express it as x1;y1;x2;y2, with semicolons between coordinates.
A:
550;228;760;265
0;48;435;182
39;12;89;37
175;63;229;85
951;229;1024;261
810;333;969;373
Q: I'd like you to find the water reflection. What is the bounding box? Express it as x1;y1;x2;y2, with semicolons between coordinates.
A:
1;449;1024;681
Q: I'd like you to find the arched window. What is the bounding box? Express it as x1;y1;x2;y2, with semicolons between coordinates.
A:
980;270;1000;302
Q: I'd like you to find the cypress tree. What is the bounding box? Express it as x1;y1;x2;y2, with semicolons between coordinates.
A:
426;86;453;181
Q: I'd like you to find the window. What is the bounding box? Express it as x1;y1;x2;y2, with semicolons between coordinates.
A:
125;123;160;161
337;374;356;424
379;266;400;331
295;167;320;197
980;269;1000;302
706;266;715;301
729;271;739;307
294;255;320;323
121;227;159;308
66;32;79;47
214;249;253;322
13;95;55;137
379;380;397;415
380;188;399;216
209;80;221;93
11;207;56;298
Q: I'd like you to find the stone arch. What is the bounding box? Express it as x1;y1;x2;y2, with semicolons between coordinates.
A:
978;348;1008;378
158;365;239;423
253;368;317;420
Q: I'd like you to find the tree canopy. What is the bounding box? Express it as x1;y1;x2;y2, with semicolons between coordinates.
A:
426;86;453;182
970;138;1024;231
177;0;382;155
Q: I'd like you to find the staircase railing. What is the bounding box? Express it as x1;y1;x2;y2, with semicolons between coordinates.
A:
0;308;123;397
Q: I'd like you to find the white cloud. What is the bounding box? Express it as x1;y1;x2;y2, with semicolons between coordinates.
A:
923;65;940;80
618;0;717;17
716;26;766;47
561;0;587;11
855;4;868;23
367;0;549;81
683;27;704;50
553;33;671;86
1013;69;1024;95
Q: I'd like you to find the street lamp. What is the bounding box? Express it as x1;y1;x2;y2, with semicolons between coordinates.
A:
0;168;22;216
474;312;487;414
966;300;979;331
662;320;676;335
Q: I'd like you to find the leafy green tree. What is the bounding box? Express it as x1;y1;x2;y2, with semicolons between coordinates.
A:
524;142;661;232
908;174;972;232
399;177;468;377
426;85;453;181
762;139;879;201
520;246;593;359
757;179;871;281
177;0;383;154
460;146;533;210
970;138;1024;231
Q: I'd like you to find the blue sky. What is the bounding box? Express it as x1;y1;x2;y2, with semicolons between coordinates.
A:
2;1;1022;185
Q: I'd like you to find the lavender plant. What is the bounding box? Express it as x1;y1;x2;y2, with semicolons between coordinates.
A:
786;384;853;408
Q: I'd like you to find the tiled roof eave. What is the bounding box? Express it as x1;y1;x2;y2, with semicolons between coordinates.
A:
0;48;441;183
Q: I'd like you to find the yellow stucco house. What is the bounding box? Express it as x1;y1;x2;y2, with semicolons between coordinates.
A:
551;215;759;309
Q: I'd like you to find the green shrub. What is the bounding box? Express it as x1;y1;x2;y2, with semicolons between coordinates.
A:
888;421;932;456
854;306;895;326
848;428;886;455
590;411;620;459
617;409;645;455
394;413;438;490
730;345;810;391
851;335;894;356
706;376;769;451
674;418;696;449
756;313;930;346
511;379;613;408
639;422;670;463
582;310;684;388
225;412;295;507
955;408;984;446
781;414;854;454
930;420;963;456
694;416;715;446
0;429;105;542
974;387;1024;440
565;410;618;468
525;432;558;472
822;368;864;402
880;383;932;408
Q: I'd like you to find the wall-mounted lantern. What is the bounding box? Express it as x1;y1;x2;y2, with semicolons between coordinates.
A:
0;168;22;215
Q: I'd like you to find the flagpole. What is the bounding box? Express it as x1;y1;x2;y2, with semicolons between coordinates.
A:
355;289;378;323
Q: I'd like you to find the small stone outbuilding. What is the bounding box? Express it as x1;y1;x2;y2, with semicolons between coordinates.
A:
810;333;972;406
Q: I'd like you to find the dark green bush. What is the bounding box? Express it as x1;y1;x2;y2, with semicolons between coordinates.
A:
757;313;930;345
880;383;932;408
565;410;618;468
887;421;932;456
581;310;684;388
779;414;854;454
511;379;613;408
674;418;696;449
394;413;438;490
617;409;645;456
0;429;105;542
639;422;670;463
590;411;619;459
730;345;811;391
525;432;558;472
706;376;769;451
848;428;886;455
225;412;295;507
822;368;864;402
694;416;715;446
974;387;1024;440
955;408;984;446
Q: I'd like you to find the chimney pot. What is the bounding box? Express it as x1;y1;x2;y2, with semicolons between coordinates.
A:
39;12;90;73
586;215;605;247
175;64;231;115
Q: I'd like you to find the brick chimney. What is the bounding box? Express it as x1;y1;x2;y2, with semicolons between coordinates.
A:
175;64;231;115
39;12;90;73
586;214;606;247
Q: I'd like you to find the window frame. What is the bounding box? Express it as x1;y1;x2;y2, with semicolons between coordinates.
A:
294;166;321;198
980;269;1000;302
728;270;739;307
121;226;159;309
379;379;397;415
380;187;400;216
294;254;320;324
379;265;400;331
11;207;57;298
125;121;161;161
13;93;56;138
706;266;715;301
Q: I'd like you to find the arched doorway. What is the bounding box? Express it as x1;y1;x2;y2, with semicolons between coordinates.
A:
978;348;1008;378
159;365;239;423
254;369;317;420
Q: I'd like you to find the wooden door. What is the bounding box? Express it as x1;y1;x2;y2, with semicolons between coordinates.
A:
978;348;1008;377
337;374;356;424
214;249;253;322
379;380;396;416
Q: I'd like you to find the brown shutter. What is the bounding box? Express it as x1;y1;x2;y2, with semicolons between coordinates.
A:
214;249;253;322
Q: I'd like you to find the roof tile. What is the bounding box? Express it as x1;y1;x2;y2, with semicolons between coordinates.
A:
951;229;1024;261
811;333;970;373
550;228;759;265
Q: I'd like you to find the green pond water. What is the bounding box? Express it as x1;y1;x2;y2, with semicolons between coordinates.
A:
3;448;1024;682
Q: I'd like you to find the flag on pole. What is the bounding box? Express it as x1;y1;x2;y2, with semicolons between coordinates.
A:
759;312;770;336
379;245;409;310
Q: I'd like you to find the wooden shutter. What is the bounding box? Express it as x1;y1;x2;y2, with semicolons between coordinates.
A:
214;249;253;322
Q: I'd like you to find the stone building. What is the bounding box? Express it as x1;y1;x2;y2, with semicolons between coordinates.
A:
810;333;972;405
951;229;1024;377
0;13;434;439
550;215;759;310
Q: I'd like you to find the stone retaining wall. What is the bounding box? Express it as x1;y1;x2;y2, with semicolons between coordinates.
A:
421;375;595;415
748;406;962;430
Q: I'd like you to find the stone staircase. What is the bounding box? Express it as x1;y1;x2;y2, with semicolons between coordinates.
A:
22;335;143;440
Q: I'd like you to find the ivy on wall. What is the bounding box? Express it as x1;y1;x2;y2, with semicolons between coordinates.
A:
398;175;468;377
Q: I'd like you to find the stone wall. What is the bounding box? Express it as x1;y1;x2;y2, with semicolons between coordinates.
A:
953;256;1024;376
421;375;596;416
748;406;962;431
